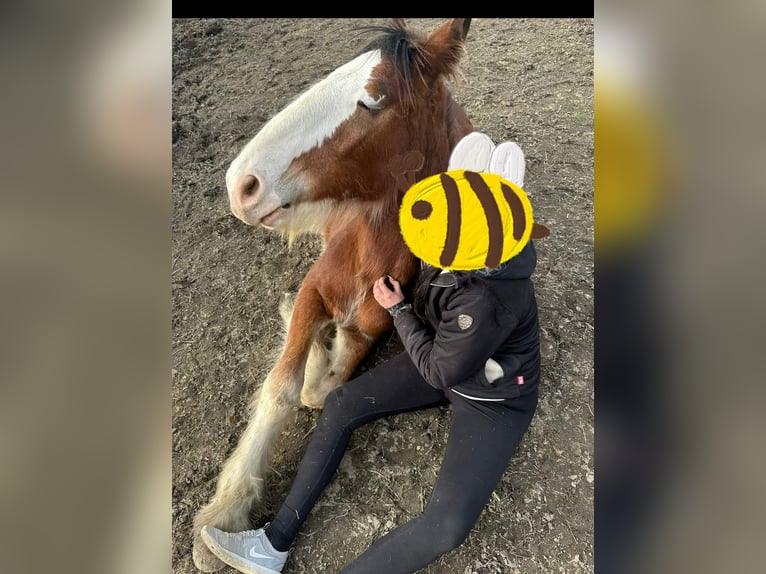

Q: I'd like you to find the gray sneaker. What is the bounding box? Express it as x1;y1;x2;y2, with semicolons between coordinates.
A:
200;525;289;574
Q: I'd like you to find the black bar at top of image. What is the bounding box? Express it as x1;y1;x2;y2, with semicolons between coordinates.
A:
171;8;595;18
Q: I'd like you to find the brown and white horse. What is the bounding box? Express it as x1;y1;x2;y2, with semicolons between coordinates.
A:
193;18;474;571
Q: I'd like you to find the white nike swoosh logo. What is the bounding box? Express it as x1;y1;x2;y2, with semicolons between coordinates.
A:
248;547;274;560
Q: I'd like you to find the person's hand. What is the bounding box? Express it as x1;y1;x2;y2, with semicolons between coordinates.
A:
372;275;404;309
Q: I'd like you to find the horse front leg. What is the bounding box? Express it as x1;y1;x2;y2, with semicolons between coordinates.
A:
300;295;392;408
192;284;329;572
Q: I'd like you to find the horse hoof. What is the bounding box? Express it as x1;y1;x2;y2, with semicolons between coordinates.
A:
193;537;225;572
301;397;324;410
300;387;328;409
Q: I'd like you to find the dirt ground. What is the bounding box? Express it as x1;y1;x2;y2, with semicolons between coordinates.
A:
172;18;593;574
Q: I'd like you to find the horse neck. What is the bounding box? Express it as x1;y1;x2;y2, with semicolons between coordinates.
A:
322;197;397;240
322;200;418;284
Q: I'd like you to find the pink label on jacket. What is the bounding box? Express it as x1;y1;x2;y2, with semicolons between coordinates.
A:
517;375;524;385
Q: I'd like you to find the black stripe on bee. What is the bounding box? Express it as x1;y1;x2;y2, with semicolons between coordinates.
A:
439;173;462;268
463;171;505;269
499;181;526;241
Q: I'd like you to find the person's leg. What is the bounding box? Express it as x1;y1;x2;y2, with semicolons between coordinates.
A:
265;352;448;552
340;390;538;574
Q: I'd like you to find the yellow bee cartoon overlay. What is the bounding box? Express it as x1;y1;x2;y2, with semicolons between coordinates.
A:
399;169;548;271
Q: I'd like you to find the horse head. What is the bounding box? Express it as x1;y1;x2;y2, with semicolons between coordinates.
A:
225;18;472;234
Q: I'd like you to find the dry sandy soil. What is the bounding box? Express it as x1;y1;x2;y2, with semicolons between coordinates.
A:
173;18;593;574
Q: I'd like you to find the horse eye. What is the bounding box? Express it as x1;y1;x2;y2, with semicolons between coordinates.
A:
357;98;383;114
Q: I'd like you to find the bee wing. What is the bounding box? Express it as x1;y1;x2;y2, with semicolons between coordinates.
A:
489;141;526;187
448;131;496;172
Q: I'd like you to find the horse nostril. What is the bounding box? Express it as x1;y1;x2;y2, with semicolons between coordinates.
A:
239;174;259;198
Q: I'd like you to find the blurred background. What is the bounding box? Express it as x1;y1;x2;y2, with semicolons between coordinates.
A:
0;1;764;573
595;1;766;573
0;1;170;573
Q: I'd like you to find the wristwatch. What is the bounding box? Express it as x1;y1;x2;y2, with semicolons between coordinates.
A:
386;301;412;317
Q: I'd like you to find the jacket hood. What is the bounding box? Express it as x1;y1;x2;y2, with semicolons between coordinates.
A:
476;241;537;280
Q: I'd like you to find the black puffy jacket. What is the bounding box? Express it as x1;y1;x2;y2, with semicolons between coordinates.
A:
393;242;541;402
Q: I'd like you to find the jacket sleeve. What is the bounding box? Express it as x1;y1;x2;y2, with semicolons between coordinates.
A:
392;285;518;390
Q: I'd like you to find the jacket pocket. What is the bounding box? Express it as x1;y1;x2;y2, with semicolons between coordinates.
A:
451;365;523;401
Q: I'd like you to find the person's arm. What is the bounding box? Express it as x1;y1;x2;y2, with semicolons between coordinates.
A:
372;275;517;390
393;287;517;389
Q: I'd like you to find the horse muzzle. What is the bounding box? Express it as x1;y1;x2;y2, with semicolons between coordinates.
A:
228;172;289;228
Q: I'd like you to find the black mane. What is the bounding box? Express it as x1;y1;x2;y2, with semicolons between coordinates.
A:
354;19;428;110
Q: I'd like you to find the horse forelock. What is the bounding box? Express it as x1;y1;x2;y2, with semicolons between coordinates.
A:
355;20;464;112
355;23;427;112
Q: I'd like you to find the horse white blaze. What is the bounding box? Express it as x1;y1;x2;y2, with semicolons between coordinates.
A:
226;50;383;227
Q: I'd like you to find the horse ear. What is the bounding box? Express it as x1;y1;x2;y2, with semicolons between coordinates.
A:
422;18;471;78
454;18;471;41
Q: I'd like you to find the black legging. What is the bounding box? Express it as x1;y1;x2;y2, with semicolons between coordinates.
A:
265;352;538;573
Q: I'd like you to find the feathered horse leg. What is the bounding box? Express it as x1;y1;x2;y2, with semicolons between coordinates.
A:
192;283;329;571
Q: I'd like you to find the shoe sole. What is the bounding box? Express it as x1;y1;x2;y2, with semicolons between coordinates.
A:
200;526;282;574
448;131;495;172
488;141;526;187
